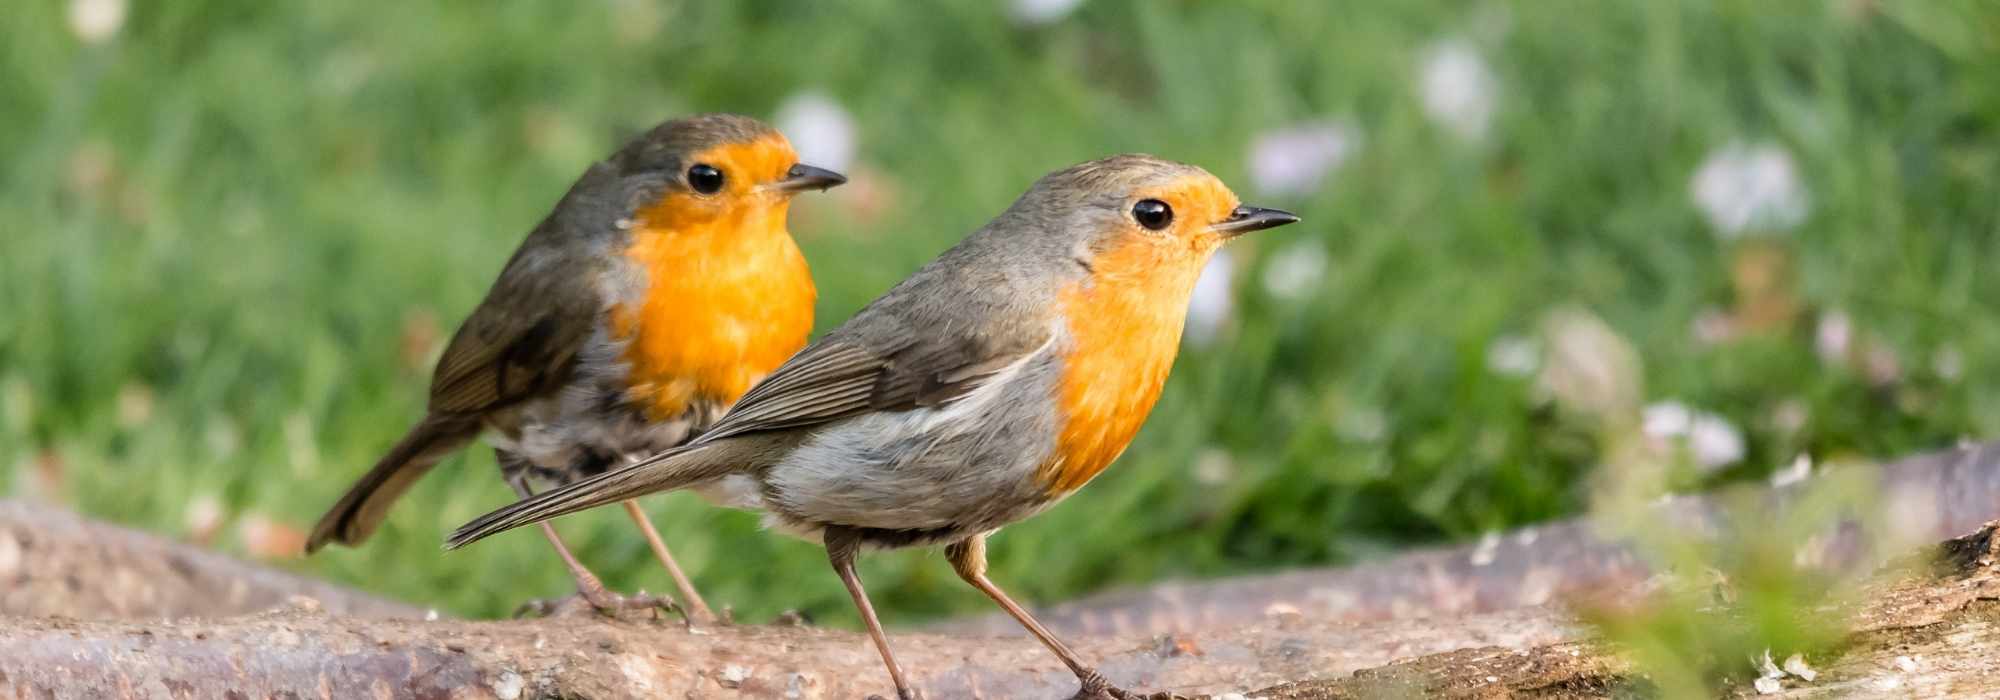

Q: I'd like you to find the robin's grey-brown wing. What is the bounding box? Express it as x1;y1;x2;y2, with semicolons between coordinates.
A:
427;238;604;416
310;226;604;551
444;305;1056;549
693;311;1053;444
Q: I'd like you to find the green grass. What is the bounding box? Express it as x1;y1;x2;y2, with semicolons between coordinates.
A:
3;1;1997;628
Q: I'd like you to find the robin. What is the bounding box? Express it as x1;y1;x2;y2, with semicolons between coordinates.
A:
447;154;1298;698
307;113;846;620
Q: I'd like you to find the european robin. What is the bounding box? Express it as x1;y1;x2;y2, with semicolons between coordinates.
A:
446;154;1297;698
308;113;846;619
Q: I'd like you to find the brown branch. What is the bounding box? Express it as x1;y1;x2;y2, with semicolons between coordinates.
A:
3;443;1999;698
0;500;421;620
942;442;2000;638
1;523;1996;698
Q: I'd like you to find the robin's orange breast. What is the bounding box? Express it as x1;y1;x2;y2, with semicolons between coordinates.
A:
608;199;816;421
1039;236;1207;493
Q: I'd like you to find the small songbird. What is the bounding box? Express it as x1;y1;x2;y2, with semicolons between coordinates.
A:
446;154;1296;698
308;113;845;619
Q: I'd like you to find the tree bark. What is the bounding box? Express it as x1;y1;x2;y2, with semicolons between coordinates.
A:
943;441;2000;638
0;500;421;621
3;442;2000;698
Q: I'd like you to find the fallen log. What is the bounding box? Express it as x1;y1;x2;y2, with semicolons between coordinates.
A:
944;441;2000;638
0;500;421;620
0;521;1994;698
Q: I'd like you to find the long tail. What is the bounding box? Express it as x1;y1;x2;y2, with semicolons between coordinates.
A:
307;415;480;553
444;438;754;550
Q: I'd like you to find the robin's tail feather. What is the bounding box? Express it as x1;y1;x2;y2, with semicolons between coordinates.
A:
307;415;481;553
445;438;760;550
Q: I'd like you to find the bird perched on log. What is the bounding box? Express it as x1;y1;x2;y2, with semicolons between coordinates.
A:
448;154;1297;698
309;113;845;620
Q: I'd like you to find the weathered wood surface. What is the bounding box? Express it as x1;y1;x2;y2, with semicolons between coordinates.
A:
2;442;1999;698
0;500;421;621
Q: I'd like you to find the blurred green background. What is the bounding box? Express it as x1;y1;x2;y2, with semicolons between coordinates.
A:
3;0;1997;627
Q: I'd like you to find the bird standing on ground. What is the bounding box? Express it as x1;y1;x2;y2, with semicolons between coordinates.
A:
308;113;846;620
446;154;1298;698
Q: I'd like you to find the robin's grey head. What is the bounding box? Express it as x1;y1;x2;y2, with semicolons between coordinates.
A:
606;113;846;223
985;154;1299;274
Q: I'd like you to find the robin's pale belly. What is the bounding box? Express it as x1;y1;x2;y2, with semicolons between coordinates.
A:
754;340;1070;548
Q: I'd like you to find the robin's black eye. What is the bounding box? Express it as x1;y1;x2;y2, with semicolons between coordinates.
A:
1132;199;1173;230
687;164;724;194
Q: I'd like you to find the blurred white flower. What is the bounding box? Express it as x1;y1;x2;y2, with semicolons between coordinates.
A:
68;0;126;44
1191;447;1235;486
1690;142;1810;237
1933;346;1964;382
773;92;858;174
1691;307;1737;345
1248;121;1361;198
1260;239;1328;301
1419;40;1499;142
1864;343;1902;387
1484;335;1539;377
1536;308;1642;420
1642;401;1745;472
1814;309;1851;365
1185;248;1234;346
115;382;153;429
1011;0;1085;24
184;493;226;545
1769;454;1812;488
1769;399;1808;437
1336;404;1390;443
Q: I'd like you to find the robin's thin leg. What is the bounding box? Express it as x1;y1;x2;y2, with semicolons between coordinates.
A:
500;460;675;619
826;527;919;700
946;535;1130;700
620;498;715;623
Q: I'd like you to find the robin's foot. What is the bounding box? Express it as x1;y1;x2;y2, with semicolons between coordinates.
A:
1069;671;1156;700
512;589;681;620
770;608;812;627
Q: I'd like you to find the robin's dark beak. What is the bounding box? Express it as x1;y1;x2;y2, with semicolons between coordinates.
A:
772;163;848;193
1209;206;1301;237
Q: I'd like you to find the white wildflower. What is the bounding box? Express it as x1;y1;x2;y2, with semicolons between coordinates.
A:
1485;335;1539;377
1191;447;1234;486
1690;142;1810;237
1261;239;1328;301
1011;0;1084;24
1934;346;1964;382
1248;121;1361;198
1643;401;1745;471
1335;404;1389;443
1691;307;1737;345
1814;309;1851;365
773;92;858;174
1419;40;1499;142
1770;454;1812;488
68;0;126;44
1185;249;1234;346
1535;308;1643;420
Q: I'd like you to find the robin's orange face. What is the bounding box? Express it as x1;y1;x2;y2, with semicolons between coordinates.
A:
636;134;806;230
1040;173;1249;493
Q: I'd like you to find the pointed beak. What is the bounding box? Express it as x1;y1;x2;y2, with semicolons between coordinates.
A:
771;163;848;193
1208;205;1301;237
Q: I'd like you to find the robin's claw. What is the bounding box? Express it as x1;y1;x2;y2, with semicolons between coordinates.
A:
513;590;682;621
